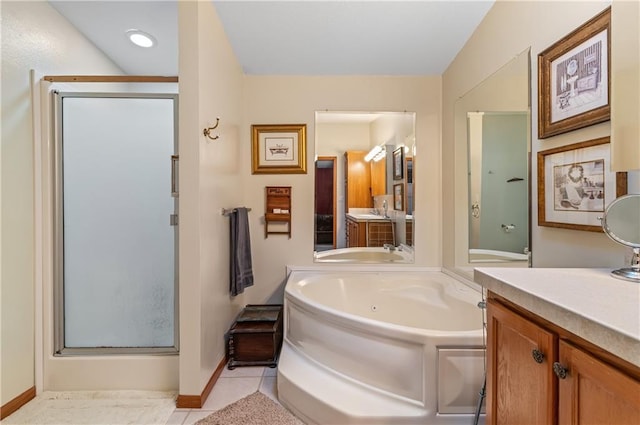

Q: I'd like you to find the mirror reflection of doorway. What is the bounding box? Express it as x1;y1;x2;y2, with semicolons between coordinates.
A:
315;157;336;252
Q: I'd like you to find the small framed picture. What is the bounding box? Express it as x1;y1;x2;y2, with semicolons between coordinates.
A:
537;136;627;232
538;7;610;138
394;183;404;211
251;124;307;174
393;147;404;180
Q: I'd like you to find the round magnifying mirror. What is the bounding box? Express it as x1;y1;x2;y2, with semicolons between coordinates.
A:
601;194;640;282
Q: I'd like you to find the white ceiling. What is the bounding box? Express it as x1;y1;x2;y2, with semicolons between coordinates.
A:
49;0;495;77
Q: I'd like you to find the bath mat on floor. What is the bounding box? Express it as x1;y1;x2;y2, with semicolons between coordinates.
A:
195;391;304;425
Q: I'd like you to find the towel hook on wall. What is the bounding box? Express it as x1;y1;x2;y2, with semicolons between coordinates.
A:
203;117;220;141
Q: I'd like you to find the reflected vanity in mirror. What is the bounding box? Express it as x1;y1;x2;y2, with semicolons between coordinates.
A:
313;111;416;263
454;48;532;274
601;194;640;282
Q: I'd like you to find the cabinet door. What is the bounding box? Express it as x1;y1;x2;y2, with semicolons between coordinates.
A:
345;151;372;208
370;158;386;196
487;299;557;425
557;340;640;424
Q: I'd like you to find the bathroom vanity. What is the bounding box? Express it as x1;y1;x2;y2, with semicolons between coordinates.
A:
475;268;640;424
345;213;394;248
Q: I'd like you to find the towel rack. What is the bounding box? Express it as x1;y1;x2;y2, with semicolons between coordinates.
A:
221;207;251;216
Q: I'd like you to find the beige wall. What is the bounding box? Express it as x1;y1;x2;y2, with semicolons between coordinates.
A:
0;1;125;405
442;0;638;275
243;76;442;274
178;1;245;396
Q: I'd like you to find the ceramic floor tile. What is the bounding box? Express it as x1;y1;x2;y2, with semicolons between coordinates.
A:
220;365;265;378
200;377;261;410
165;410;189;425
259;376;279;404
182;410;215;425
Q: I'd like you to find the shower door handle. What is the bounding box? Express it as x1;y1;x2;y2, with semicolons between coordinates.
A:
171;155;179;197
471;202;480;218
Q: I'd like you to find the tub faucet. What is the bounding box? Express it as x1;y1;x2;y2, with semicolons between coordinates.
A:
383;243;396;251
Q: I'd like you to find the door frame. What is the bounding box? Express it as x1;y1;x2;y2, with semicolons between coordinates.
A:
51;91;179;356
315;156;337;249
33;75;179;392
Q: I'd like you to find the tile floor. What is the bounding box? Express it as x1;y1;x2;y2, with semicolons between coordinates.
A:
165;365;280;425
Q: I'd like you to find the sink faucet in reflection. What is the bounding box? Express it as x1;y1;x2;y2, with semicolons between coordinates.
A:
382;200;389;218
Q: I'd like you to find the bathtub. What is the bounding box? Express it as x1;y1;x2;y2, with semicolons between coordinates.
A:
469;248;528;263
314;246;413;263
277;270;486;424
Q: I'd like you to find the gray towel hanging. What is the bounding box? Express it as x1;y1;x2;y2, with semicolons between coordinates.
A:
229;207;254;296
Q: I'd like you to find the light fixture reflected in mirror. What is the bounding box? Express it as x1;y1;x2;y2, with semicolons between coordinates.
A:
364;145;386;162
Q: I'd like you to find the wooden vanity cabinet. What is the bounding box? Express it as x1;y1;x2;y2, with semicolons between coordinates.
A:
487;294;640;425
558;340;640;424
346;216;366;247
486;298;557;424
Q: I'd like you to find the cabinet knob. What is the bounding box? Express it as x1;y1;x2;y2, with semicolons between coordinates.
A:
532;348;545;364
553;362;568;379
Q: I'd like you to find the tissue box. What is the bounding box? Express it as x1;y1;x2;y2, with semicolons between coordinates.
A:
227;304;283;369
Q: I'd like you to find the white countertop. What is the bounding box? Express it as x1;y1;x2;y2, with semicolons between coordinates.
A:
474;267;640;367
346;213;390;221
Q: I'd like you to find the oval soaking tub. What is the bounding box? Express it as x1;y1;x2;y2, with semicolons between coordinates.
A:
314;246;413;263
277;270;486;424
469;248;528;263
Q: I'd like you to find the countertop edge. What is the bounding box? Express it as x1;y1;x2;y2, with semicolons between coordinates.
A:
474;269;640;368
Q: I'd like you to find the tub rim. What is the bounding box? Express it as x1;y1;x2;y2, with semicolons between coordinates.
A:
284;269;485;338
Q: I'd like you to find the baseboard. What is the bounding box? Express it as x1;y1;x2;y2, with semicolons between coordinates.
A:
1;386;36;420
176;356;227;408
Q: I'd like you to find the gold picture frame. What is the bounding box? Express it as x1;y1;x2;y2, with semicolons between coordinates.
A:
537;136;627;232
538;7;610;139
251;124;307;174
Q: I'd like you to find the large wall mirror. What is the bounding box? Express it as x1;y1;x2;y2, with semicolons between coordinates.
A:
454;48;532;275
313;111;416;263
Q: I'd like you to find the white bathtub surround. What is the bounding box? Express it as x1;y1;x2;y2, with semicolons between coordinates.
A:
2;390;176;425
474;267;640;367
278;270;487;424
468;248;528;263
314;246;413;263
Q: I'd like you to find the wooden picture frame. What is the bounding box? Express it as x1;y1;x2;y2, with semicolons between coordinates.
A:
538;7;610;139
251;124;307;174
394;184;404;211
393;147;404;180
537;136;626;232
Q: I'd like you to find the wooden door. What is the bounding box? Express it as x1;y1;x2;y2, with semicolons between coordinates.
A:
557;340;640;424
345;151;372;208
487;298;557;425
370;157;386;197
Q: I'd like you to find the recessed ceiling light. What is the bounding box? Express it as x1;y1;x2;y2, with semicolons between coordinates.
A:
126;30;156;48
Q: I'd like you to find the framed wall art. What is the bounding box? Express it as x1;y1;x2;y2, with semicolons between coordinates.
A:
394;184;404;211
537;136;627;232
251;124;307;174
393;147;404;180
538;7;610;139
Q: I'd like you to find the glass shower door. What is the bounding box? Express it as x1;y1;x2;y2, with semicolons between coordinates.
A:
54;93;178;354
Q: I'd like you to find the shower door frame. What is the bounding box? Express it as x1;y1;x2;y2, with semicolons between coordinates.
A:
51;91;179;356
